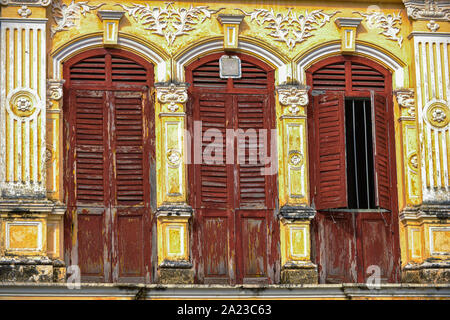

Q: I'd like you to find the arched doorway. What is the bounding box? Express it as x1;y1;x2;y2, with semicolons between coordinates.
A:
306;55;401;283
186;52;279;284
63;48;155;283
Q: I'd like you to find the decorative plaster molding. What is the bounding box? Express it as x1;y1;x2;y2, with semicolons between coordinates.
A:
288;151;304;167
97;10;124;21
237;8;339;51
47;79;65;109
118;2;223;46
155;83;189;112
18;5;32;18
218;14;245;25
50;0;105;38
426;102;450;128
354;11;403;47
0;0;51;6
47;79;64;101
279;205;316;220
408;152;419;172
403;0;450;21
335;17;363;28
395;88;416;117
166;149;182;167
277;85;309;114
427;20;440;31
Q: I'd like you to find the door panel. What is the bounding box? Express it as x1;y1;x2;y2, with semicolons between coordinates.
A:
188;54;278;285
357;212;397;283
65;49;154;284
315;211;357;283
201;212;232;283
238;214;268;283
68;88;151;283
77;213;106;281
308;55;400;283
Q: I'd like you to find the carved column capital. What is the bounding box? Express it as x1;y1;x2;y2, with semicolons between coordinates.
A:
277;85;309;115
395;88;416;118
0;0;51;6
155;82;189;112
47;79;65;110
47;79;64;100
403;0;450;21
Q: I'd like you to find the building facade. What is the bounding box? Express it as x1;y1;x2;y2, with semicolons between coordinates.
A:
0;0;448;285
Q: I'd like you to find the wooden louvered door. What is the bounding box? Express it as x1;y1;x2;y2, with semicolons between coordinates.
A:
307;55;400;283
187;53;278;284
64;48;154;283
312;92;347;210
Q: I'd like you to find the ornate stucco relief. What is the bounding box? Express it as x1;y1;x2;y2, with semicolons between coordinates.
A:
0;0;51;5
156;83;188;112
403;0;450;21
237;8;339;51
51;0;105;37
47;79;65;109
354;11;403;47
426;102;450;128
277;86;309;115
18;5;32;18
395;89;416;118
118;2;224;46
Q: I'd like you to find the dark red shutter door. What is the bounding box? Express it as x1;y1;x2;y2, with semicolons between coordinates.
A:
113;91;145;205
313;92;347;210
197;92;230;208
74;89;107;204
372;93;391;210
236;94;269;207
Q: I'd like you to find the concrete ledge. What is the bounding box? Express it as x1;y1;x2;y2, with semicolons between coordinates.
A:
0;283;448;300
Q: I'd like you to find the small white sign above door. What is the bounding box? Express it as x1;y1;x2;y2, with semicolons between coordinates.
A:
219;55;241;79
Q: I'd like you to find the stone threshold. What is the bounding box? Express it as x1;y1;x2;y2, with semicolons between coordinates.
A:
0;283;449;300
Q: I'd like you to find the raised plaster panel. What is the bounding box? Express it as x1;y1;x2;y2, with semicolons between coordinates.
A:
5;221;42;251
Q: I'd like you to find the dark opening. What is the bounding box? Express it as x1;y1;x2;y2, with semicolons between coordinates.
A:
345;98;376;209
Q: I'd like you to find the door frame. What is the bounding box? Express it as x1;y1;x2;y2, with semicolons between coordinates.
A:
185;52;279;284
62;48;156;283
306;54;401;283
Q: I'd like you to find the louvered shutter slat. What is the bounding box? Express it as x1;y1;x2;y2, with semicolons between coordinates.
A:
198;93;229;207
113;91;145;205
314;92;348;210
372;93;391;210
237;95;268;207
75;90;106;203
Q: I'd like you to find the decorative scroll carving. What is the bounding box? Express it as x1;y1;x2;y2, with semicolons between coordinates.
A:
118;2;223;46
47;79;64;101
395;89;416;117
237;8;339;50
403;0;450;21
47;79;65;109
156;83;188;112
277;86;309;114
354;11;403;47
51;0;105;37
0;0;51;6
18;5;32;18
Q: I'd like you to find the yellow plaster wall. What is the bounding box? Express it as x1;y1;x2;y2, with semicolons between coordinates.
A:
1;0;448;275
